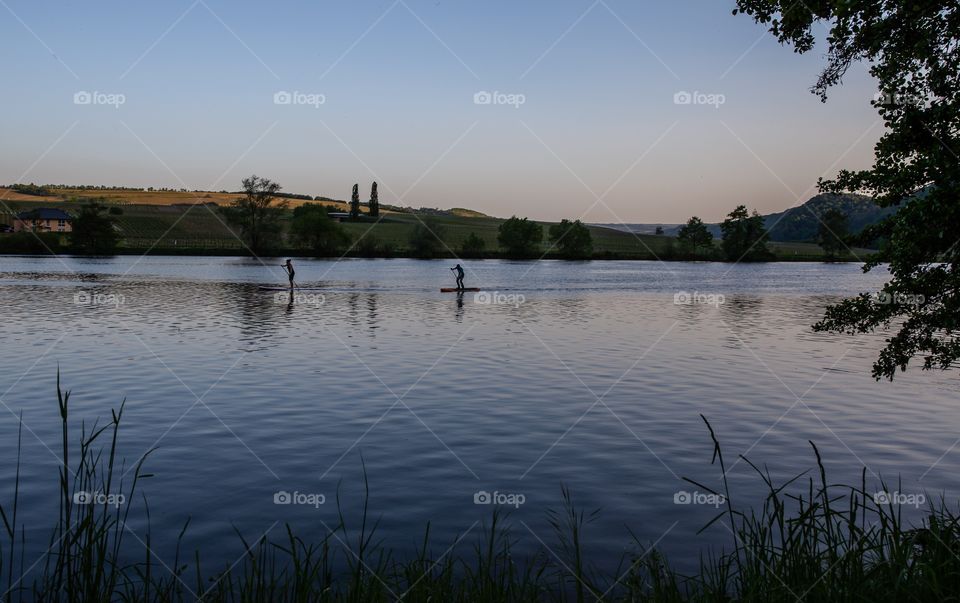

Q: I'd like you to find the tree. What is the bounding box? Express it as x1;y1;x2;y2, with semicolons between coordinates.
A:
368;182;379;218
290;203;348;256
548;219;593;259
350;184;361;219
654;226;664;235
461;232;486;257
223;175;286;254
497;216;542;258
720;205;772;262
408;220;446;258
734;1;959;379
817;208;849;261
70;201;121;254
677;216;714;256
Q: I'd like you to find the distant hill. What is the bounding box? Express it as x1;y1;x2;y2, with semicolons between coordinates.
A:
596;193;896;242
762;193;895;242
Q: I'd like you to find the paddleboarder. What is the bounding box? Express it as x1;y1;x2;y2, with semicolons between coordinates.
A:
450;263;465;290
282;259;296;290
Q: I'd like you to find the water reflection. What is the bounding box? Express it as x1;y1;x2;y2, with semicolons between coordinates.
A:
0;259;957;578
454;290;465;322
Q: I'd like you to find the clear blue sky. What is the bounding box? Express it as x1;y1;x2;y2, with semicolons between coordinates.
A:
0;0;881;222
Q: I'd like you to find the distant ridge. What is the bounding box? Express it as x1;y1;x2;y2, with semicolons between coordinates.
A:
595;193;897;243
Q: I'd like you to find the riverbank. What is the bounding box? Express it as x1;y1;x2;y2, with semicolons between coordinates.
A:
0;196;876;261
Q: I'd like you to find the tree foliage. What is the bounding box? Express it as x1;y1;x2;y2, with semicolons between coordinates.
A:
548;219;593;259
350;184;361;219
734;0;960;378
223;175;286;254
497;216;543;258
290;203;348;256
70;201;121;254
408;220;446;258
461;232;486;257
368;182;379;218
677;216;714;256
720;205;772;261
817;208;849;260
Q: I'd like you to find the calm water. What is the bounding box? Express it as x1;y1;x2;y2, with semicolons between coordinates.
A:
1;256;958;574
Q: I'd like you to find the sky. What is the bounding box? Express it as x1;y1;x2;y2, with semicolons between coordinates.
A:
0;0;883;223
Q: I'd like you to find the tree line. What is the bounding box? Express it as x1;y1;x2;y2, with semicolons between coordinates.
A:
674;205;851;261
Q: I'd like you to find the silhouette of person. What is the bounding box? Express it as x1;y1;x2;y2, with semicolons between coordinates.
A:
450;263;465;290
282;259;295;290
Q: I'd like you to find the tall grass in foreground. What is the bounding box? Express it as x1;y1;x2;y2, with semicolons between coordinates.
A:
2;381;960;602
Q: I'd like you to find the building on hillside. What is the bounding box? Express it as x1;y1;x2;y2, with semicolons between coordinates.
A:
13;208;73;233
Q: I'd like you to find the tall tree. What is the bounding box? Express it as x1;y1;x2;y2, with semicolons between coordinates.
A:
461;232;486;257
290;203;348;256
350;184;361;219
497;216;543;258
677;216;714;256
368;182;379;217
548;219;593;259
817;208;849;261
223;175;286;254
720;205;772;261
734;0;959;379
408;220;446;258
70;201;121;254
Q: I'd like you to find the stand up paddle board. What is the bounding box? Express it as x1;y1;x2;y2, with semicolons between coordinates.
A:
440;287;481;292
259;286;326;291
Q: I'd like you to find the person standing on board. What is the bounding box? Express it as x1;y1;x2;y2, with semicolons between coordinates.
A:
282;259;296;290
450;263;465;290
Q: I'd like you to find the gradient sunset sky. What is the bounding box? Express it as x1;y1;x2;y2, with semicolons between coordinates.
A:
1;0;882;222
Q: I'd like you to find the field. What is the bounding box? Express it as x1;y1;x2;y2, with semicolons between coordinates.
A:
0;188;874;259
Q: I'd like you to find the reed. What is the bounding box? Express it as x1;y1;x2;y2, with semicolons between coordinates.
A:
2;380;959;601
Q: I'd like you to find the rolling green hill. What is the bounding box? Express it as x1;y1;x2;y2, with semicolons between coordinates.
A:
0;187;872;259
